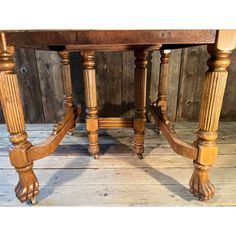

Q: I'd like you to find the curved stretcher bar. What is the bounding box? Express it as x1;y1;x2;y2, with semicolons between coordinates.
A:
27;110;78;162
150;105;198;160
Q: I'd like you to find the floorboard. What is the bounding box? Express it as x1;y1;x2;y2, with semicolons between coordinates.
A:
0;122;236;206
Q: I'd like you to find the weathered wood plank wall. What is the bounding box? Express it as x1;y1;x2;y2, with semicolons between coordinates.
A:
0;46;236;123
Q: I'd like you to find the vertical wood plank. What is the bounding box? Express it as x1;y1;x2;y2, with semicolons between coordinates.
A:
121;51;134;118
1;46;236;124
167;49;182;121
69;52;86;122
15;48;45;123
35;51;64;123
176;45;208;121
96;52;122;117
193;45;209;119
221;50;236;120
0;48;44;123
176;47;199;120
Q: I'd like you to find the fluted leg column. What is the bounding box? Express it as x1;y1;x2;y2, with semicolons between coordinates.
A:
189;45;231;201
0;33;39;204
58;50;77;135
81;50;99;159
156;50;171;122
133;49;148;159
59;50;74;113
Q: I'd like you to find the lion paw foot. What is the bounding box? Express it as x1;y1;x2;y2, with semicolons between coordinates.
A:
189;162;215;201
15;164;40;203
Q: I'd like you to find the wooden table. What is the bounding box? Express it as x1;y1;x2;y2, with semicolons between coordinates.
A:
0;30;235;205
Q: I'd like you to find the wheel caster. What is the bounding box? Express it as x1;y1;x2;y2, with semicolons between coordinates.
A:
137;154;144;159
156;128;161;135
67;128;75;136
67;131;74;136
93;154;99;160
30;197;37;205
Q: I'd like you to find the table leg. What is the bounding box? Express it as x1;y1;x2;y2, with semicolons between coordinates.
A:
133;49;148;159
81;50;99;159
0;33;39;204
189;45;231;201
155;50;171;132
57;50;77;135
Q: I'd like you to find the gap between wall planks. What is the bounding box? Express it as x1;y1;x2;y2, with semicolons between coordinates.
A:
0;46;236;123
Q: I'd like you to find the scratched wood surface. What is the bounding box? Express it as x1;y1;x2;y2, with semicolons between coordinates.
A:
0;122;236;206
1;46;236;123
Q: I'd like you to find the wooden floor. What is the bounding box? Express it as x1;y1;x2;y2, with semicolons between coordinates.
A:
0;122;236;206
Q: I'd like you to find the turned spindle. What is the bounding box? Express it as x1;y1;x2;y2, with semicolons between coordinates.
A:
133;49;148;159
157;50;171;118
58;50;77;135
58;50;73;111
81;50;99;159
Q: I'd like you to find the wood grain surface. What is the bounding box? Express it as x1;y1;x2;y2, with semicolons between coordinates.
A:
0;122;235;206
5;30;216;49
1;45;236;123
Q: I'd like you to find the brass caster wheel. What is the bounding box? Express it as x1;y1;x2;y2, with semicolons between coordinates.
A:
156;127;161;135
30;197;37;205
67;128;75;136
67;130;74;136
93;154;99;160
137;154;144;159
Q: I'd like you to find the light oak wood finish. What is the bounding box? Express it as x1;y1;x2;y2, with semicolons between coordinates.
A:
156;50;171;123
0;33;39;204
66;44;162;52
81;50;99;159
149;30;236;201
0;30;236;204
58;51;73;113
27;111;78;161
151;49;172;133
133;49;148;159
98;118;133;128
150;105;198;159
26;50;81;162
150;49;198;159
0;33;81;204
57;50;77;135
190;45;232;201
1;122;236;206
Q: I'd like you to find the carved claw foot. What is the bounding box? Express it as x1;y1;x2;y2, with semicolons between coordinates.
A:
189;161;215;201
15;163;40;203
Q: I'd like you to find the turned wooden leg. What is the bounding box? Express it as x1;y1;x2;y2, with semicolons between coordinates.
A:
0;33;39;204
153;49;171;134
58;50;77;135
157;50;171;122
133;49;148;159
81;50;99;159
189;45;232;201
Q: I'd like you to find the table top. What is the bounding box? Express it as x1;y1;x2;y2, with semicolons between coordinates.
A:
3;30;216;51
